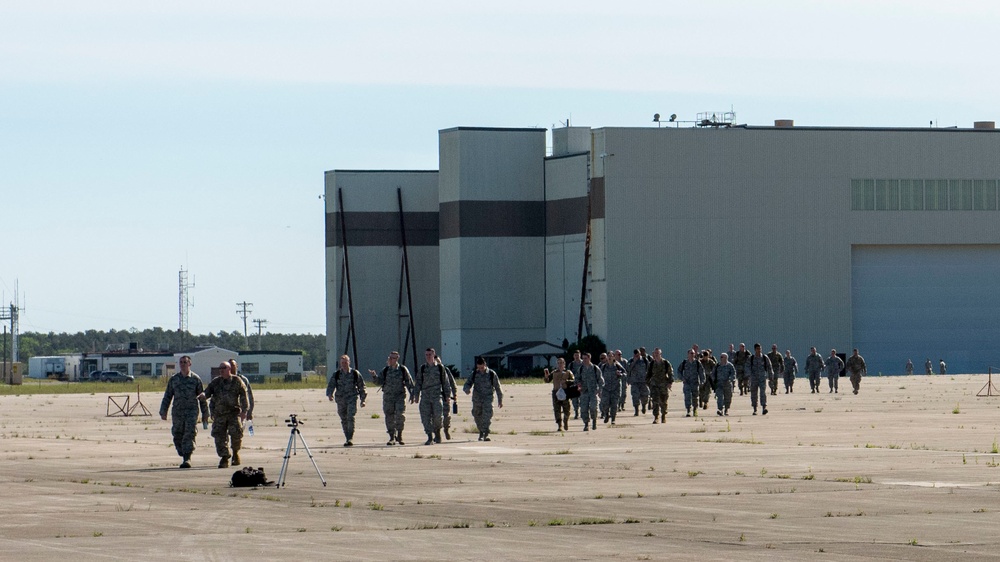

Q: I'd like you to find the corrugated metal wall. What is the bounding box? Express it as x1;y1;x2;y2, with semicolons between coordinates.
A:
324;170;440;375
590;126;1000;370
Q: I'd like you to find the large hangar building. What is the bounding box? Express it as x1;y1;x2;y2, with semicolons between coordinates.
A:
326;121;1000;377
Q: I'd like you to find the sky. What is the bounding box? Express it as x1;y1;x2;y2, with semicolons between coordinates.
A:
2;0;998;336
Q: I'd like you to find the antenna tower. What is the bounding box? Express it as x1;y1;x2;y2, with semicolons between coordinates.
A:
178;267;195;335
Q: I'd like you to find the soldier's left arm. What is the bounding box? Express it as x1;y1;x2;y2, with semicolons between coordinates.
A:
493;370;504;407
354;369;367;405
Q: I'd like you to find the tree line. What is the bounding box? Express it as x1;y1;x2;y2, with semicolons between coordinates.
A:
12;327;327;370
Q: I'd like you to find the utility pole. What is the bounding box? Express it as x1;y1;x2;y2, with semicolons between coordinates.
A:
252;318;268;351
236;301;253;349
0;299;19;363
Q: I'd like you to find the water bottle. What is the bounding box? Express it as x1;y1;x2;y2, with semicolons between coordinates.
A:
247;420;254;436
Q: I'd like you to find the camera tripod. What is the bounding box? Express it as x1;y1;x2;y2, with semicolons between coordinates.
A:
277;414;327;488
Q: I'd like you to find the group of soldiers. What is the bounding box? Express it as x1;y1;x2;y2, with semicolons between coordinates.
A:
905;358;948;376
327;348;504;447
158;344;875;466
542;344;868;432
159;356;254;469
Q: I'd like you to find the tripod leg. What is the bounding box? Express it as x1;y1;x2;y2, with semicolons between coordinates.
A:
277;428;297;488
295;432;327;487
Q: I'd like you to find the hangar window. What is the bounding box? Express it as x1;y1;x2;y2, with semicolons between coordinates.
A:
924;180;949;210
242;362;259;374
949;180;973;210
856;179;997;211
899;180;923;210
851;179;876;210
875;180;899;210
269;362;289;374
974;180;998;210
109;363;128;375
133;363;152;377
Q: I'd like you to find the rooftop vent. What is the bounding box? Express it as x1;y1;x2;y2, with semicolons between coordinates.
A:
774;119;794;128
974;121;996;130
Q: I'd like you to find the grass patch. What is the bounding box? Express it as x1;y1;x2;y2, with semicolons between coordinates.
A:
687;471;703;478
575;517;616;525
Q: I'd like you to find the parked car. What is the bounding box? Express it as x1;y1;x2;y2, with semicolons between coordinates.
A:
90;370;134;383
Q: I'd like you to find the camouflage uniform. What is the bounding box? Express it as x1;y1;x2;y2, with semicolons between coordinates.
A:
236;372;255;419
846;354;866;395
598;361;623;424
939;360;947;375
627;355;650;415
645;359;673;423
905;360;913;376
678;358;706;416
413;362;448;443
204;375;249;464
733;349;751;395
440;366;457;439
463;367;504;440
544;368;574;430
698;353;717;409
617;358;628;411
159;371;209;463
577;363;604;430
925;359;933;375
372;364;413;444
568;359;583;418
824;355;844;393
326;368;367;443
747;353;772;414
714;362;737;414
766;349;784;395
783;354;798;393
805;351;825;393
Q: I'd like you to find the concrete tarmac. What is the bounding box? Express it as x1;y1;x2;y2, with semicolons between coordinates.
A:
2;375;1000;560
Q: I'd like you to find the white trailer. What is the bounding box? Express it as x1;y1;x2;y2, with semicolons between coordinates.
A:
27;355;83;381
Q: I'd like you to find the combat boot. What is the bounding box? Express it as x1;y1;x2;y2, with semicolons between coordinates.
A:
179;456;191;469
433;430;442;444
387;432;396;446
218;457;230;469
424;433;433;446
232;451;241;466
483;432;491;442
660;413;665;423
634;406;639;417
443;427;451;440
396;430;405;446
478;432;484;441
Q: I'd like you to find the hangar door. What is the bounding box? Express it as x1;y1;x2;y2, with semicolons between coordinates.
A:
852;245;1000;375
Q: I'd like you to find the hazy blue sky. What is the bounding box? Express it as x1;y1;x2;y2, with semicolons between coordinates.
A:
2;1;997;336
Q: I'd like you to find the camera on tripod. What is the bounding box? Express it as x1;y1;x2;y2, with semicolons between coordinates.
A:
285;414;302;427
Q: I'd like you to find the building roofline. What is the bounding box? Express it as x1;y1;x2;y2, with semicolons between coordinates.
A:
595;125;1000;133
545;151;590;162
325;169;438;175
439;126;546;134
